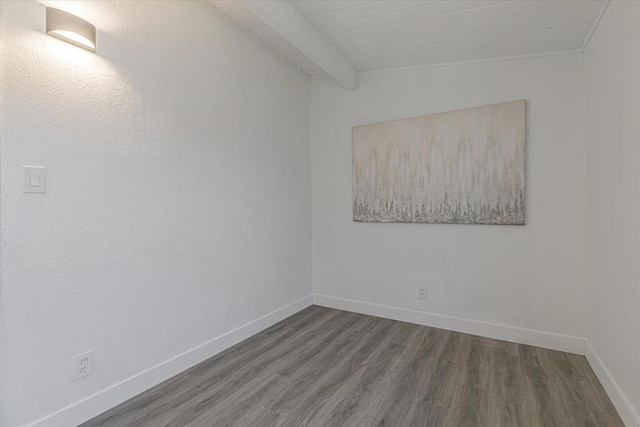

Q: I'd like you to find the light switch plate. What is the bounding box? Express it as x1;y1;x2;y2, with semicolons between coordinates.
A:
22;166;46;193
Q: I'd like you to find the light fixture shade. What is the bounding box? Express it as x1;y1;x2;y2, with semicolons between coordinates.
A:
46;7;96;52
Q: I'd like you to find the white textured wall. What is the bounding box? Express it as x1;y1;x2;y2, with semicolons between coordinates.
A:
584;1;640;424
0;1;311;425
311;55;587;344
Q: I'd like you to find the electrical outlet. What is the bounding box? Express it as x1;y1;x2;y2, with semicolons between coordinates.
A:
417;285;428;300
72;350;93;380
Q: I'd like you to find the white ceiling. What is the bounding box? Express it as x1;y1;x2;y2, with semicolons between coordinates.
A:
210;0;607;83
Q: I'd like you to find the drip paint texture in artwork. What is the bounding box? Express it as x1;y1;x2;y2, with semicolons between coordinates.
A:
353;100;525;225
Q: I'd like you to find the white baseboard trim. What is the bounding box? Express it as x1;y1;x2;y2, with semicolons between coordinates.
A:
27;295;314;427
585;342;640;427
313;294;585;355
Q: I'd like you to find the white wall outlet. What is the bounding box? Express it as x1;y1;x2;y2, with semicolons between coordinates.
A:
417;285;428;300
72;350;93;380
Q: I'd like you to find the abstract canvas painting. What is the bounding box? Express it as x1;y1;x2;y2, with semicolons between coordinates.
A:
353;100;525;225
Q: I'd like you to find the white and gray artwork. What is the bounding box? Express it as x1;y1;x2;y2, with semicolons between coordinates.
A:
353;100;525;225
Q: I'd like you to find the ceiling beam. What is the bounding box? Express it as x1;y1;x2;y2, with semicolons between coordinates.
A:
231;1;358;90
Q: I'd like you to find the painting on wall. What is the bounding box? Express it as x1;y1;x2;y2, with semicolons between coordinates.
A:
352;100;525;225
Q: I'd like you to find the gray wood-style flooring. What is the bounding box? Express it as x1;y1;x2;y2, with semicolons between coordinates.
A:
82;306;623;427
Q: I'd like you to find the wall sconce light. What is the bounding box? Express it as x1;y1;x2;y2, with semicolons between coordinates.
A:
46;8;96;52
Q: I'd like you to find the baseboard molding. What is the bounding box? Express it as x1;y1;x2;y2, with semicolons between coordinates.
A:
585;342;640;427
26;294;636;427
313;294;585;355
27;295;314;427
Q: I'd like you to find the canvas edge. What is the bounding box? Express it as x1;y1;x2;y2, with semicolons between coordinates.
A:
351;99;527;130
352;218;526;226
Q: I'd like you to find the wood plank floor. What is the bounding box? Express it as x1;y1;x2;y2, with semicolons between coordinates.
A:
82;306;623;427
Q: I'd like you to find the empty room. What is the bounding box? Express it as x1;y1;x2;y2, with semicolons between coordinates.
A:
1;0;639;426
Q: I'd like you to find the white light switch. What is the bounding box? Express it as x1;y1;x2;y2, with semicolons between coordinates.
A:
29;172;40;186
23;166;47;193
